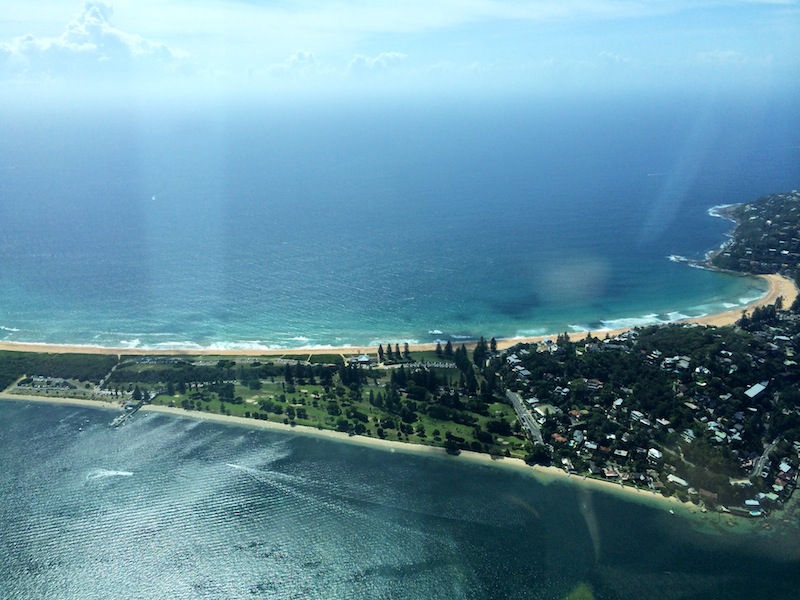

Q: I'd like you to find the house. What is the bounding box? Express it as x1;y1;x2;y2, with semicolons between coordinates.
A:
349;354;372;365
647;448;663;461
745;381;769;399
667;474;688;487
586;378;604;391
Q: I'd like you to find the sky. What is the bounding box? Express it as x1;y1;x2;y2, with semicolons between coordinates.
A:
0;1;798;100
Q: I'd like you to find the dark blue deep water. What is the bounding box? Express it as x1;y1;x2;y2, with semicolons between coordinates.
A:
0;92;798;349
1;401;799;599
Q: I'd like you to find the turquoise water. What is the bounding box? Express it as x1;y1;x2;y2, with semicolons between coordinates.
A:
1;401;799;599
0;93;797;350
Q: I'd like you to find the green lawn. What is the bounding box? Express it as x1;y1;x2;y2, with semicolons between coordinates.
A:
149;375;524;456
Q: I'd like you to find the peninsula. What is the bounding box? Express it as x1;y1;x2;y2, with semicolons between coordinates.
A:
2;191;800;521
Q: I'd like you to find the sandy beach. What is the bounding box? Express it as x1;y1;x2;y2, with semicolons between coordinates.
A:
0;273;795;357
0;272;794;519
0;390;698;516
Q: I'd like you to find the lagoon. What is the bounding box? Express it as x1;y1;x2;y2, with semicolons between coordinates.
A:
1;401;799;599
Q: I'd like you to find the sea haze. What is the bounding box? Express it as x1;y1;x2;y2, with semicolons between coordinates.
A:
0;91;797;350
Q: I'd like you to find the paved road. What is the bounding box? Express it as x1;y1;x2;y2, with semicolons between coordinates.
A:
751;437;780;478
506;390;544;445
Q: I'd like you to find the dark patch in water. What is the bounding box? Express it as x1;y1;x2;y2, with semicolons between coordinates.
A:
491;293;541;319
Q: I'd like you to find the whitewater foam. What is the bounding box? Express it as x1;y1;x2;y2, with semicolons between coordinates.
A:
86;468;134;481
707;204;738;220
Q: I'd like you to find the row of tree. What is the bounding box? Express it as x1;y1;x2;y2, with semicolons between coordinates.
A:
378;343;410;362
0;351;118;389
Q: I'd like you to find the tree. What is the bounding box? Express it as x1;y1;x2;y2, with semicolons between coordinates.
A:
295;363;307;384
490;337;497;352
403;342;411;359
465;369;478;395
444;438;461;455
218;382;235;402
435;342;443;356
378;344;385;362
385;343;394;361
473;336;488;366
524;445;552;466
132;385;142;401
395;344;401;359
284;363;294;384
454;344;470;372
444;341;453;357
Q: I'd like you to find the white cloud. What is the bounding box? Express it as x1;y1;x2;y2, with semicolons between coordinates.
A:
598;50;633;64
348;52;407;75
1;0;795;95
696;49;774;66
268;51;318;74
249;50;337;83
0;2;186;79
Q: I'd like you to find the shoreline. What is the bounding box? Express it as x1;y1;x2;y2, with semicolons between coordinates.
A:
0;391;697;517
0;273;795;357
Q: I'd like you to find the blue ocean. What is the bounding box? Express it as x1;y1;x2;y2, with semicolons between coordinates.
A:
0;92;798;350
2;401;799;599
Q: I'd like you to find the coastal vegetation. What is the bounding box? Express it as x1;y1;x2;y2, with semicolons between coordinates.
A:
711;191;800;276
0;352;116;390
2;348;525;458
1;191;799;518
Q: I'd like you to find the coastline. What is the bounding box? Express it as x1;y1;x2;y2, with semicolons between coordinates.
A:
0;273;795;357
0;270;795;525
0;391;697;517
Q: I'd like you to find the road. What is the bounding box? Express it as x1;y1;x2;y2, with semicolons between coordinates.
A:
506;390;544;445
750;437;780;478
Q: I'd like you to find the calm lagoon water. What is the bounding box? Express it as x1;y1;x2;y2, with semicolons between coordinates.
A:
1;401;800;599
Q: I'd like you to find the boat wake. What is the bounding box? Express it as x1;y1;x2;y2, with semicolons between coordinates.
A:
86;468;134;481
